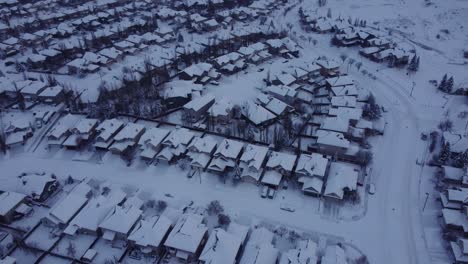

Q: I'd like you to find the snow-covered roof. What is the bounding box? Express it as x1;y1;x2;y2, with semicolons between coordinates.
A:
265;97;291;116
99;204;142;237
266;151;296;172
0;191;25;216
209;97;233;117
184;94;215;112
240;144;269;171
200;228;243;264
73;118;99;134
324;162;359;200
47;191;88;225
188;136;218;154
38;85;63;97
331;96;357;108
279;240;317;264
65;189;126;234
20;81;47;95
295;153;329;178
240;243;279;264
321;116;350;133
214;138;244;159
328;107;362;120
128;215;173;248
139;127;170;148
164;213;208;253
316;129;350;149
113;123;145;141
15;173;56;199
95;118;125;142
243;102;276;126
163;128;195;148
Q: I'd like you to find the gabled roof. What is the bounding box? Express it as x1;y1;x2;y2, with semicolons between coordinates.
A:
164;213;208;253
266;151;296;172
0;191;25;216
200;228;243;264
128;215;172;248
214;139;244;160
324;162;359;200
295;153;328;178
240;144;269;171
99;205;142;236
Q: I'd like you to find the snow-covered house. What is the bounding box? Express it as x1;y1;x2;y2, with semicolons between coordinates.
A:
440;188;468;210
328;107;362;122
15;173;59;202
164;213;208;262
62;118;99;149
20;81;48;101
320;116;350;134
240;227;279;264
199;228;245;264
324;162;359;200
99;204;142;241
0;191;27;224
208;139;244;174
187;136;218;170
4;118;33;148
183;94;216;123
316;59;341;77
279;239;318;264
156;128;195;164
109;123;146;154
262;151;297;188
38;85;64;104
208;97;234;124
450;238;468;264
264;85;297;104
441;166;466;185
93;118;125;150
242;101;276;127
239;144;269;183
295;153;329;196
138;127;170;160
48;114;80;146
314;129;350;155
263;97;293;117
128;215;173;256
43;182;91;229
64;189;126;236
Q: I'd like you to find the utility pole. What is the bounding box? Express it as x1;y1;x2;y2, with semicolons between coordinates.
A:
410;81;416;98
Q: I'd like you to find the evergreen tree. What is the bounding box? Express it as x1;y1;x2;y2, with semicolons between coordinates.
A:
408;55;419;72
438;74;447;92
446;76;454;93
438;142;450;164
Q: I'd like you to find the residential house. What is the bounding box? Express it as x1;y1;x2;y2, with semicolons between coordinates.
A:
20;81;48;101
187;136;218;170
321;245;347;264
262;151;297;188
99;204;142;241
324;162;359;200
156;128;195;164
240;227;279;264
138;127;170;160
208;97;234;124
242;101;276;127
450;238;468;264
295;153;329;196
279;239;318;264
38;85;64;104
0;191;27;224
15;173;59;202
109;123;146;154
128;215;173;257
239;144;269;183
199;228;245;264
183;94;216;123
164;213;208;262
64;189;126;236
62;118;99;149
43;182;91;229
93;118;125;150
207;139;244;174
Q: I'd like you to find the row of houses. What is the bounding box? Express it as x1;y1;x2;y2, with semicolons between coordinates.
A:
438;165;468;263
0;175;349;264
299;9;414;66
0;77;65;103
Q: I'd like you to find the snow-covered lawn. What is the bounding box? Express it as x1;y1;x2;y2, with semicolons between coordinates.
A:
24;223;60;251
53;234;97;259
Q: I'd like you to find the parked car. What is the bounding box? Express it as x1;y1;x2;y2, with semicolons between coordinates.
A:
261;186;268;198
267;188;275;199
368;183;376;195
